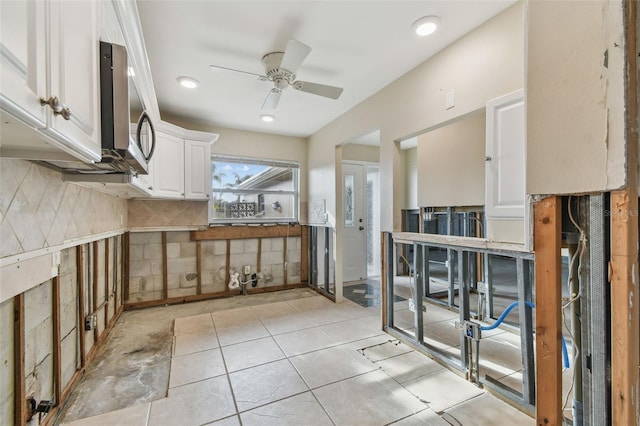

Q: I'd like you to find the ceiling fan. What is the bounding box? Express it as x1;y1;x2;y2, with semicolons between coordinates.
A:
210;39;344;110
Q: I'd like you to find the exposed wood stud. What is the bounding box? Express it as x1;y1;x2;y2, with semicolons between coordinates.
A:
196;241;202;295
162;232;168;300
533;196;562;425
611;0;639;423
52;276;62;406
257;238;262;276
123;232;130;304
77;245;86;367
92;241;99;343
104;238;110;330
225;240;232;294
14;293;26;426
283;237;288;286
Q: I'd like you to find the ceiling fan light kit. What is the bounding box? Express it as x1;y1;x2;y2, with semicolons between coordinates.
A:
412;16;441;36
210;39;344;110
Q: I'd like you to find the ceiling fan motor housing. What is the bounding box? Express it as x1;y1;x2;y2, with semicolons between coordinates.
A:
262;52;295;89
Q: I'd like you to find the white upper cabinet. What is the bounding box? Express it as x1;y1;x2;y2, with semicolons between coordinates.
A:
146;122;217;200
0;0;101;163
153;131;185;198
0;0;48;128
485;89;526;219
184;139;212;200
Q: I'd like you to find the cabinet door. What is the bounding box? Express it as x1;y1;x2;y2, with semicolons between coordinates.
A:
47;0;101;161
153;132;185;198
0;0;48;127
184;140;211;200
485;89;525;219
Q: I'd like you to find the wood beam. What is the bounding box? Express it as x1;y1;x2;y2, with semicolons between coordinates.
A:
52;276;61;407
191;224;302;240
611;1;639;422
104;238;110;330
533;196;562;425
283;237;288;286
123;232;129;304
92;241;99;343
162;232;168;300
14;293;26;426
77;245;86;367
196;241;202;295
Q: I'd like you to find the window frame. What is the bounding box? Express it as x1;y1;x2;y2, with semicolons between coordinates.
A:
209;155;300;225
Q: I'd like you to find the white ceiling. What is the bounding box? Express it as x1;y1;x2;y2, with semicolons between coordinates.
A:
136;1;515;138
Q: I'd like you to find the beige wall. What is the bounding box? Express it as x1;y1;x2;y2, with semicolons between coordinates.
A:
527;0;627;194
341;144;380;163
308;2;524;233
403;148;418;210
417;111;485;207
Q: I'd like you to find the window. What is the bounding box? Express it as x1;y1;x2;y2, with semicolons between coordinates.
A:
210;156;299;223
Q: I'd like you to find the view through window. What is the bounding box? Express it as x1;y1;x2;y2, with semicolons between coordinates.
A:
210;156;299;223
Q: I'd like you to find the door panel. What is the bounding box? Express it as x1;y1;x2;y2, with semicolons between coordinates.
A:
343;163;366;281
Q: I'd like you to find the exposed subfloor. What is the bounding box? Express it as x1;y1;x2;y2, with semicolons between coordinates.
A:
58;287;533;425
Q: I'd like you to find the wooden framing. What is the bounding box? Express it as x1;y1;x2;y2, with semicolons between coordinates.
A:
123;232;130;304
92;241;99;343
533;196;562;424
191;224;302;240
52;276;61;406
283;237;288;286
257;239;262;274
14;293;26;426
77;245;86;367
611;1;639;422
104;238;110;330
161;232;168;300
196;241;202;295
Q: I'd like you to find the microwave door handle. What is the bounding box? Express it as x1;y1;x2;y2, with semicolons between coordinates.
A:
136;111;156;162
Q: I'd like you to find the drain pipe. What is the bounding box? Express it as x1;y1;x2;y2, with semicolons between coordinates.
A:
567;234;583;426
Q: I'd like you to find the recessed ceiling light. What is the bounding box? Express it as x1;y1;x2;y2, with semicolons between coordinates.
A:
261;114;275;123
177;76;199;89
412;16;441;36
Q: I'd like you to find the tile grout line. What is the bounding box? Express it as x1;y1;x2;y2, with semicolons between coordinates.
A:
210;312;243;425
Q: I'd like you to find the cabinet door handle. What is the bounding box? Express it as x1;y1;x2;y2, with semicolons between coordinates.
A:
40;96;71;120
53;106;71;120
40;96;61;110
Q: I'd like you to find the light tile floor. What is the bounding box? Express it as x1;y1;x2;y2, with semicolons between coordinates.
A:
63;293;534;426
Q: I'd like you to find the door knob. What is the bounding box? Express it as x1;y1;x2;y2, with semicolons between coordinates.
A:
359;226;364;231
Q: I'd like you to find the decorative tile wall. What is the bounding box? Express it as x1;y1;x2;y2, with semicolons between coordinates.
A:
128;200;208;228
0;159;127;259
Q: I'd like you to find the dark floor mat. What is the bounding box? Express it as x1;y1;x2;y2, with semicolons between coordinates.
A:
344;283;406;308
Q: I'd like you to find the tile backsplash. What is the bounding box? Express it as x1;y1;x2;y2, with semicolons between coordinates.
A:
0;159;127;258
128;199;208;228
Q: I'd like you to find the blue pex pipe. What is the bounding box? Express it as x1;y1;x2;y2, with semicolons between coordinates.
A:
478;301;570;368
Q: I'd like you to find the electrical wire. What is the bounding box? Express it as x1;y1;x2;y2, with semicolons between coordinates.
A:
561;195;588;413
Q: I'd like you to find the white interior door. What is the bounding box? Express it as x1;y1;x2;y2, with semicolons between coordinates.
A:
342;163;367;282
485;89;525;218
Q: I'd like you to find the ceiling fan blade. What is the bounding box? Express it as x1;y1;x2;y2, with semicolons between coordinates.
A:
292;81;343;99
280;40;311;73
210;64;266;80
262;88;282;109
